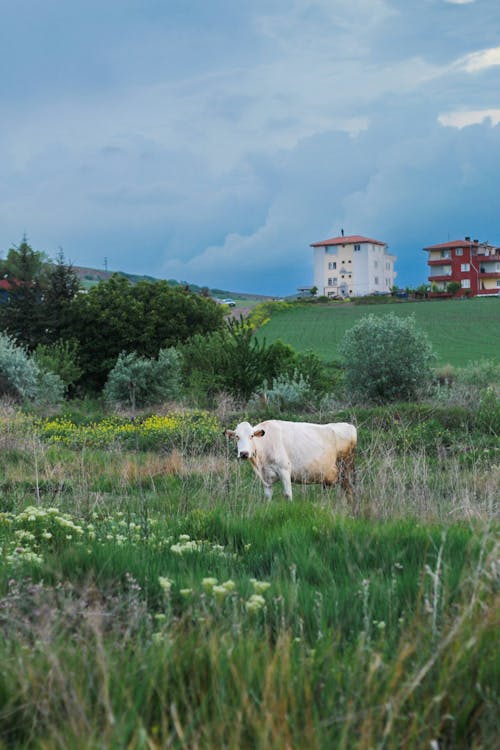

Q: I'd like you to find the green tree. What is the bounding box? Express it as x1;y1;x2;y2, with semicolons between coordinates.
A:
0;237;47;348
68;276;225;389
339;313;436;403
446;281;461;296
41;249;80;343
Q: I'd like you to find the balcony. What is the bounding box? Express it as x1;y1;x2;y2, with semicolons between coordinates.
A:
428;274;452;283
428;259;452;266
479;269;500;279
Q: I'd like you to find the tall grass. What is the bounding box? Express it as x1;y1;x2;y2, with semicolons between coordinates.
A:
0;408;498;748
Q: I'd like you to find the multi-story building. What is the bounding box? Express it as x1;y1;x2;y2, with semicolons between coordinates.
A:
424;237;500;297
310;234;397;298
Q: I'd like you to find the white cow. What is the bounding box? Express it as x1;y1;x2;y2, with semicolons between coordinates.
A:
225;419;357;501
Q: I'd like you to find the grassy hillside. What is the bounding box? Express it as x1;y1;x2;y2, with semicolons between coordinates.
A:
255;298;500;366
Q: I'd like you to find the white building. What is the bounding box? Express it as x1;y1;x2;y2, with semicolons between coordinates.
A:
310;234;397;297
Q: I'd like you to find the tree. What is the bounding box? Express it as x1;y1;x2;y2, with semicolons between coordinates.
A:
0;240;80;349
339;313;436;403
0;237;47;348
41;249;80;343
446;281;461;296
68;275;226;389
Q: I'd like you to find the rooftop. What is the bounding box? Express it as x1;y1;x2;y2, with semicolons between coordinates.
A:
310;234;386;248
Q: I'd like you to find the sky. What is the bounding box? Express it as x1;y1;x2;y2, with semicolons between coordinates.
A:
1;0;499;296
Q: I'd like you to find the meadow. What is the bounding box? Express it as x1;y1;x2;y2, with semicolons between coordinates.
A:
255;298;500;366
0;404;498;749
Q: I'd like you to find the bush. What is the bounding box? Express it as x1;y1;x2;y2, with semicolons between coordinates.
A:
0;332;64;405
103;348;182;409
340;314;436;404
249;371;314;413
34;340;82;388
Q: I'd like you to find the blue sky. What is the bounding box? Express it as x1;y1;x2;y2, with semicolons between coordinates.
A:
1;0;499;295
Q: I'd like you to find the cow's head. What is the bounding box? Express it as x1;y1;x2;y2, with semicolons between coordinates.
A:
224;421;266;460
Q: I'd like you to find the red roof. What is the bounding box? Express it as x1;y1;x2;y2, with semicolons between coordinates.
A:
423;239;473;251
310;234;386;248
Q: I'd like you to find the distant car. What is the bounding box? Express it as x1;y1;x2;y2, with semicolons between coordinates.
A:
222;298;236;307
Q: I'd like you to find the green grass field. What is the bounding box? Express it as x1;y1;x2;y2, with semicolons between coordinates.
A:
255;298;500;366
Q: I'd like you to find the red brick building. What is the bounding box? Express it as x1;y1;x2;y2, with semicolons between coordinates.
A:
424;237;500;297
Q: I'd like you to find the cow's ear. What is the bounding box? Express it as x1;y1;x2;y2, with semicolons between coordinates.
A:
253;429;266;438
224;429;236;438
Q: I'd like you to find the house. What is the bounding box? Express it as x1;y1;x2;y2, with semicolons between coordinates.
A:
310;234;397;298
424;237;500;297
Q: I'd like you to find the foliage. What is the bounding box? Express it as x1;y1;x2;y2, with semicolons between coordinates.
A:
34;340;83;388
0;331;64;405
249;371;314;413
180;319;300;404
447;280;461;295
103;348;182;409
340;313;436;403
0;240;80;351
68;275;226;389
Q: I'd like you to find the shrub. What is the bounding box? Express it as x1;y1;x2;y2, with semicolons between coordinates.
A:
0;332;65;405
249;371;313;413
340;313;436;404
103;348;182;409
34;340;82;388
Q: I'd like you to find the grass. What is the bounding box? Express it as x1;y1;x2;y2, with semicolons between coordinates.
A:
0;407;498;748
255;298;500;366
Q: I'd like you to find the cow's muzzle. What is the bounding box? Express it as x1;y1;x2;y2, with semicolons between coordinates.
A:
238;451;250;460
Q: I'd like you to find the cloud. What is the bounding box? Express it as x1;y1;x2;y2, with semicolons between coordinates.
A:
456;46;500;72
438;109;500;128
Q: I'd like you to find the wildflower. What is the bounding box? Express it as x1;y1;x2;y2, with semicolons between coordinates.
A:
179;534;191;541
154;613;167;622
180;588;192;598
250;578;271;594
221;579;236;592
158;577;173;594
245;594;266;613
212;585;229;603
202;577;218;593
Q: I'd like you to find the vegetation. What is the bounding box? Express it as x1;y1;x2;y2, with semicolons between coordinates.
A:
103;348;183;410
254;298;500;366
340;313;436;403
0;402;497;748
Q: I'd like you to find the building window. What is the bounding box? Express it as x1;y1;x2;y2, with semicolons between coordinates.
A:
354;244;361;252
440;250;451;259
386;262;391;270
374;260;378;268
461;263;470;272
496;280;500;287
328;261;337;270
328;278;333;286
374;276;379;284
461;279;471;289
455;248;463;256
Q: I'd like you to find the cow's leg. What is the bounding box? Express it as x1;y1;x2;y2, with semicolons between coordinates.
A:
263;483;273;501
339;453;355;500
279;470;293;501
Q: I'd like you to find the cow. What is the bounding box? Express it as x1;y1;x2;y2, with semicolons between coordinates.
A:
224;419;357;501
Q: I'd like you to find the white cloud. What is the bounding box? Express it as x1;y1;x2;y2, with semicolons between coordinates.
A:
438;109;500;128
456;46;500;73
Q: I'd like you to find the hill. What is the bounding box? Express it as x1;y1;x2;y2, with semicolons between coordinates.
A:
255;298;500;367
